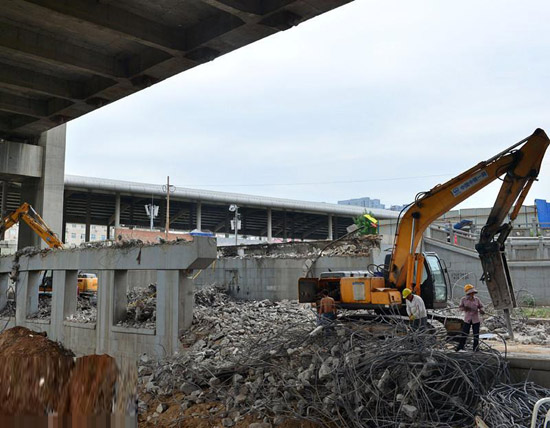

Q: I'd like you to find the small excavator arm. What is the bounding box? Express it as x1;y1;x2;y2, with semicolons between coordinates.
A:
388;129;550;306
0;202;63;249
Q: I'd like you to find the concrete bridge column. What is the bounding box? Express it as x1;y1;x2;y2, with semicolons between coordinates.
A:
156;270;193;355
15;271;41;324
328;215;333;240
18;124;67;249
51;270;77;342
267;208;272;243
85;192;91;242
0;273;9;312
96;270;130;354
115;193;121;229
196;202;202;231
283;211;288;242
0;181;7;241
96;270;114;354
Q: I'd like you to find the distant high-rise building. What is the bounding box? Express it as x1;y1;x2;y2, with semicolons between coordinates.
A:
390;204;406;212
338;197;406;212
338;197;385;209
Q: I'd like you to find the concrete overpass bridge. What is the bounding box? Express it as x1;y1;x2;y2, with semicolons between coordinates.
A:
0;0;353;247
1;175;398;245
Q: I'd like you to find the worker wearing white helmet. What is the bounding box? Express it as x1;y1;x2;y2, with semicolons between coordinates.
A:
402;288;427;330
456;284;485;351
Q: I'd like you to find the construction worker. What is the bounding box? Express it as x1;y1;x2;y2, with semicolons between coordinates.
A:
402;288;427;330
456;284;485;351
318;289;337;331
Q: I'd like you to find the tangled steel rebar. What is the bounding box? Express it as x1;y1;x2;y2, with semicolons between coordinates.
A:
144;291;549;428
481;382;550;428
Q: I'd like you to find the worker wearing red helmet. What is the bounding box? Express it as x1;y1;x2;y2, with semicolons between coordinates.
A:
456;284;485;351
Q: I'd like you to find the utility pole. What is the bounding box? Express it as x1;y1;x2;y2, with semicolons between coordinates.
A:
163;176;175;239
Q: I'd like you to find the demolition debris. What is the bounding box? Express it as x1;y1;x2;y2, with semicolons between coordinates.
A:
218;235;381;259
117;284;157;329
0;300;15;319
27;294;51;319
66;295;98;324
138;287;550;427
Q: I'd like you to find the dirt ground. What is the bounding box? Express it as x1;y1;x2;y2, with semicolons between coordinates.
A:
139;393;322;428
58;354;118;415
491;341;550;356
0;326;130;418
0;326;75;415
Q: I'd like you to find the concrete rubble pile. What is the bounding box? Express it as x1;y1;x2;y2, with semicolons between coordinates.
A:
485;314;550;345
66;295;98;323
117;284;157;329
0;300;15;318
218;235;381;259
27;293;51;319
138;287;544;427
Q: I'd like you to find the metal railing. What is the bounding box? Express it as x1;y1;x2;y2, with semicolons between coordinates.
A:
428;223;550;260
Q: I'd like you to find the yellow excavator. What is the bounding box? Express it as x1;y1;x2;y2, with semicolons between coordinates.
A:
299;129;550;330
0;202;63;249
1;203;97;295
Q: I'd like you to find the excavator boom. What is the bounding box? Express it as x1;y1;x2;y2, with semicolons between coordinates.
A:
0;202;63;249
389;129;550;309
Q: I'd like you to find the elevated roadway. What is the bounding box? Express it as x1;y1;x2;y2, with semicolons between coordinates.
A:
2;175;398;243
1;0;352;141
0;0;354;247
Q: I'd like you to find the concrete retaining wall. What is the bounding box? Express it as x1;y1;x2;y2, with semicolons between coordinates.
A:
195;255;374;301
0;238;216;361
425;238;550;305
508;356;550;388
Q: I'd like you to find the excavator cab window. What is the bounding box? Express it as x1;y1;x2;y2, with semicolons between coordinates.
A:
425;254;448;304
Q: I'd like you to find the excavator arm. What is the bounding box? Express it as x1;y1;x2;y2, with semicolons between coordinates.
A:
388;128;550;307
0;202;63;249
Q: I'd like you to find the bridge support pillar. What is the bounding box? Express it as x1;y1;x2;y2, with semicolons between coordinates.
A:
267;208;272;243
0;181;7;240
328;214;333;240
196;202;202;231
18;124;66;249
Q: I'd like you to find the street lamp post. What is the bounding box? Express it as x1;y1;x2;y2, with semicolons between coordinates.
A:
229;204;239;246
144;198;159;231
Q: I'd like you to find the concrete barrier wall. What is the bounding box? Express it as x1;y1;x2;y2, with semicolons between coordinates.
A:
0;238;217;361
508;356;550;388
425;238;550;305
195;255;374;301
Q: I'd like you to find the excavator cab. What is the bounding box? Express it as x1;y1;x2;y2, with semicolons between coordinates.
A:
298;252;448;310
418;252;448;309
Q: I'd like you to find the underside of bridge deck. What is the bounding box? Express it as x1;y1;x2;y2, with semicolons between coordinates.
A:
0;0;352;142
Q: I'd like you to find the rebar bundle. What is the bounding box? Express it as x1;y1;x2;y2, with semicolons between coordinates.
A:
481;382;550;428
141;292;550;428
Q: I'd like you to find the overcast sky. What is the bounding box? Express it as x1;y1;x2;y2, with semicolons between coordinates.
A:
66;0;550;210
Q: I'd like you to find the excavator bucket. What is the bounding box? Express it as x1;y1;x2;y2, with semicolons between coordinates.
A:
477;242;516;310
